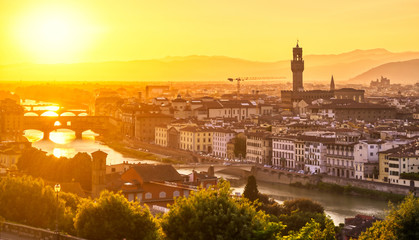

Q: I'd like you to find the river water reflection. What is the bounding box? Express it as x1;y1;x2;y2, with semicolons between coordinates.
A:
23;129;157;165
24;130;388;225
232;181;388;224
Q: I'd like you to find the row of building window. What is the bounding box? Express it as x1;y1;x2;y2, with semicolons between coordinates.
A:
272;143;294;151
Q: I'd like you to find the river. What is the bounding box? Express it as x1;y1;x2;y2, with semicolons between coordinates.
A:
23;122;389;225
24;129;157;165
232;181;388;224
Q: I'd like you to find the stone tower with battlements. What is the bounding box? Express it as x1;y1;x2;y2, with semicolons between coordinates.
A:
291;42;304;92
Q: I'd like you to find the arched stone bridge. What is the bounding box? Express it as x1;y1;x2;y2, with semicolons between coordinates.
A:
23;108;88;116
23;116;109;139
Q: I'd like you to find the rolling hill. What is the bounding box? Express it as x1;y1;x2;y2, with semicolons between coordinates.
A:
348;59;419;84
1;49;419;84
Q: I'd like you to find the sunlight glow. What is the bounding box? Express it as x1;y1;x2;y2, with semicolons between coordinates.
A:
41;111;59;117
24;112;39;116
53;148;75;158
23;130;44;143
82;130;99;140
54;121;62;126
14;5;97;63
50;129;75;144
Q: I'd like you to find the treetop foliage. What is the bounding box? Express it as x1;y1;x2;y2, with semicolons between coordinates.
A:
17;148;92;190
0;174;59;228
74;190;158;240
243;175;259;202
161;180;283;240
358;193;419;240
4;174;418;240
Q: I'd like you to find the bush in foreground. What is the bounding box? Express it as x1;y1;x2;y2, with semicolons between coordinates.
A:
358;193;419;240
161;180;283;240
74;190;158;240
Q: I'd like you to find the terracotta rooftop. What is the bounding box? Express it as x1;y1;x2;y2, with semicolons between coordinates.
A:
131;164;183;182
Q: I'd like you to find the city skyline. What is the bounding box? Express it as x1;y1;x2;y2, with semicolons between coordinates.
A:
1;0;419;64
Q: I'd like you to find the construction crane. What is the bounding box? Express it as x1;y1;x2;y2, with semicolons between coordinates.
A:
227;77;285;99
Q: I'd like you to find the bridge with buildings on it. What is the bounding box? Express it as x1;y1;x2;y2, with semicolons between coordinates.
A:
23;108;89;117
22;116;109;139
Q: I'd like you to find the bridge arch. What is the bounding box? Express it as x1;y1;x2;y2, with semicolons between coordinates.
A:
23;115;107;141
40;111;59;117
60;112;76;116
24;112;39;116
78;113;88;116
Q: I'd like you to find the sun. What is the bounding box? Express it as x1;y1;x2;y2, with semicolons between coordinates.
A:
15;6;96;63
36;17;75;49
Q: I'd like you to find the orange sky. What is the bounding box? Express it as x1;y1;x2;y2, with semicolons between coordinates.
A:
1;0;419;64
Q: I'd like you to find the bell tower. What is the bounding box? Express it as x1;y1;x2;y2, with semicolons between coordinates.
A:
291;41;304;92
91;150;107;198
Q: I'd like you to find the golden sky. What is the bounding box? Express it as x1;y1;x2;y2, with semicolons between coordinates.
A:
1;0;419;64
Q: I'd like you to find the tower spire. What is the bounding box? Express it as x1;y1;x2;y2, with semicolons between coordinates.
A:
330;75;335;91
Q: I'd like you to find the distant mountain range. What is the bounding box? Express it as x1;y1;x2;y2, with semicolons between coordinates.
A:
348;59;419;84
1;49;418;84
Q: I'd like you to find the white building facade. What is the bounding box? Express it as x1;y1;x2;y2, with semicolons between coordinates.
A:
272;136;296;168
212;129;236;158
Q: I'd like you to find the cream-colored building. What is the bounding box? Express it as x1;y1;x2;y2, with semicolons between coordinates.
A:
179;126;214;153
155;122;198;148
0;98;24;141
0;149;20;168
155;125;168;147
387;145;419;187
246;131;271;165
379;143;419;187
192;100;259;120
378;140;413;183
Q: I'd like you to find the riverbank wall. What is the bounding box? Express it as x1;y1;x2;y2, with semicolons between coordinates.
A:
251;166;321;185
122;138;223;164
251;166;417;196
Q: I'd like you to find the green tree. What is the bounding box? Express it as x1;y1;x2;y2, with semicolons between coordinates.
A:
281;199;324;215
281;218;335;240
59;192;87;235
160;180;283;240
74;190;158;240
234;137;246;158
243;175;259;202
277;211;328;235
0;175;59;228
0;175;82;234
17;148;92;191
358;193;419;240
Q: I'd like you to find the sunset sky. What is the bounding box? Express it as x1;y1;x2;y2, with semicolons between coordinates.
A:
1;0;419;64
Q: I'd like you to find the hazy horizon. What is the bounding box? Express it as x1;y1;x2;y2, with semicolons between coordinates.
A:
1;0;419;65
1;47;417;66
